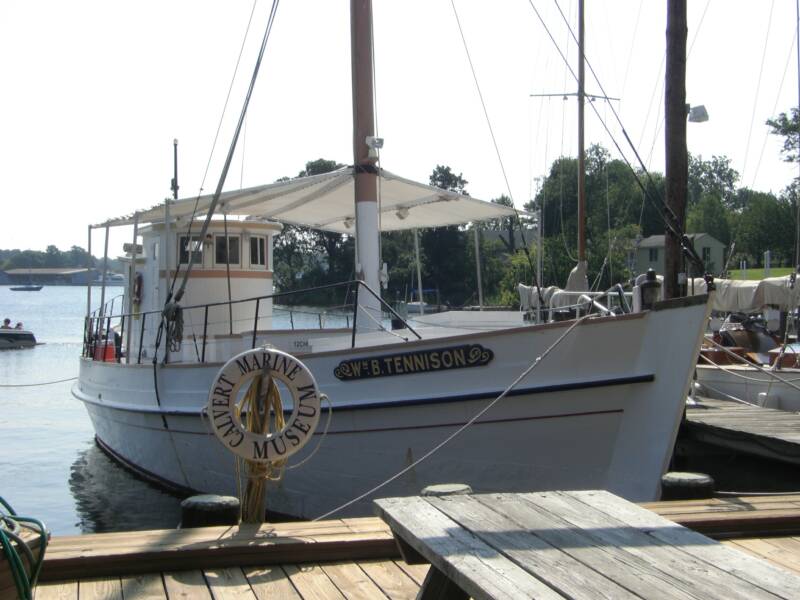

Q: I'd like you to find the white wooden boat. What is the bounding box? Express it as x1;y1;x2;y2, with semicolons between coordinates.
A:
73;0;711;520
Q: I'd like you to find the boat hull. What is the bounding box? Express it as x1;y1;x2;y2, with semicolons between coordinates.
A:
0;330;37;349
695;363;800;411
74;297;709;519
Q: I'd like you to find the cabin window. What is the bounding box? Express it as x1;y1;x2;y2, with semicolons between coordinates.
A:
250;236;267;267
648;248;658;262
179;236;203;264
215;235;240;265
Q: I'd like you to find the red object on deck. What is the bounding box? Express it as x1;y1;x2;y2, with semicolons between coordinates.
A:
94;341;116;362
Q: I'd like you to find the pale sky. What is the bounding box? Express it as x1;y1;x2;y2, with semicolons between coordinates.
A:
1;1;797;254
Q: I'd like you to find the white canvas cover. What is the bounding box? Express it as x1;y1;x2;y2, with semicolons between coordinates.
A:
97;167;530;233
691;276;800;312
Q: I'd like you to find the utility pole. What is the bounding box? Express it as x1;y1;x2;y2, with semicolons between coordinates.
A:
664;0;688;299
577;0;586;264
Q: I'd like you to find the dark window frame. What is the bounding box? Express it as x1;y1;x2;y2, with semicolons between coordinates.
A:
178;235;203;265
250;236;267;267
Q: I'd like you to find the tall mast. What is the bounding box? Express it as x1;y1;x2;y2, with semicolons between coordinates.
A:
664;0;688;299
577;0;586;263
351;0;381;306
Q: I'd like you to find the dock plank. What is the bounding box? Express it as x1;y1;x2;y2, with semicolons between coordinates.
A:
119;573;167;599
320;562;387;600
685;397;800;465
392;561;429;586
162;571;213;599
34;580;78;600
203;567;257;600
358;560;419;600
569;490;800;599
726;537;800;575
79;577;123;600
243;565;301;600
283;564;345;600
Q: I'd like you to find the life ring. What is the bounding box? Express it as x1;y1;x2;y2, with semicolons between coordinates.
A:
132;272;143;304
206;347;322;462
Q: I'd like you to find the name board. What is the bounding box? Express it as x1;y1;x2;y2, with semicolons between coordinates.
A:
333;344;493;381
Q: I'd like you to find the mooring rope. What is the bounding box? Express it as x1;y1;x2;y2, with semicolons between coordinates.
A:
312;312;593;522
0;376;77;388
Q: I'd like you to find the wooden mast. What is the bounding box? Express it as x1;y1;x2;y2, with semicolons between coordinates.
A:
664;0;688;299
351;0;381;310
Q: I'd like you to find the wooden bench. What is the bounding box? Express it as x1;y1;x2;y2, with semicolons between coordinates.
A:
375;490;800;599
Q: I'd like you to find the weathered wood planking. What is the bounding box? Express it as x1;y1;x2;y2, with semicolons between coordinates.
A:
685;397;800;464
642;495;800;537
32;560;421;600
39;517;396;582
376;491;800;600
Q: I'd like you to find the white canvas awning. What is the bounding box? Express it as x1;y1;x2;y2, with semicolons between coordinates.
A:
97;167;532;233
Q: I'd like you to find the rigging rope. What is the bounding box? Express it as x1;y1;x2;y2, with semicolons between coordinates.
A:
0;377;77;388
312;311;592;521
741;0;775;182
533;0;708;276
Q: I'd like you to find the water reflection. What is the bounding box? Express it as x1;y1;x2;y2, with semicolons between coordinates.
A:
69;444;185;532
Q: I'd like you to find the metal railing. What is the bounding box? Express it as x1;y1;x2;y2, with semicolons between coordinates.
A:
82;280;420;365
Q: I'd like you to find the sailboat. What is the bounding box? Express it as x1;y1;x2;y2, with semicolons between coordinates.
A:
73;1;711;519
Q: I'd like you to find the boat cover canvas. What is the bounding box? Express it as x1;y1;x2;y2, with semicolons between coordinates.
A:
690;276;800;312
96;167;531;233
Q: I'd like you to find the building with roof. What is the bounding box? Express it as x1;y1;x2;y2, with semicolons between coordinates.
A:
3;268;100;285
634;233;725;276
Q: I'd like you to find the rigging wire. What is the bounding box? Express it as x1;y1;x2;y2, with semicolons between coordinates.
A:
449;0;540;290
741;0;776;182
751;28;797;189
532;0;706;273
312;312;592;521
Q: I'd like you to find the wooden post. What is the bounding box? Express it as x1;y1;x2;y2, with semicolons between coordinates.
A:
665;0;688;299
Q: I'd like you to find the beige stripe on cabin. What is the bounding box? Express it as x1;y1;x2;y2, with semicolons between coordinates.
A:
159;270;273;279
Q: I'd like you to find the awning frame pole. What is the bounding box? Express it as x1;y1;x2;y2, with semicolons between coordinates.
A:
414;228;424;316
86;225;93;318
98;225;110;331
127;213;139;363
474;225;484;310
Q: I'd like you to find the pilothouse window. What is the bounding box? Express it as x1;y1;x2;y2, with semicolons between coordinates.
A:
250;236;266;267
179;236;202;264
215;235;240;265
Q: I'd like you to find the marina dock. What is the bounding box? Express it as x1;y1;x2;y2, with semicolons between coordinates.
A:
27;493;800;599
685;396;800;465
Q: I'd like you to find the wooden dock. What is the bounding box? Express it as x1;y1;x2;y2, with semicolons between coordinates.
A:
685;396;800;465
26;494;800;599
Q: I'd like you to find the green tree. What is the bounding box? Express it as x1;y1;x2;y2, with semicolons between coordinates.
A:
686;194;731;247
767;107;800;163
688;154;739;208
732;192;794;266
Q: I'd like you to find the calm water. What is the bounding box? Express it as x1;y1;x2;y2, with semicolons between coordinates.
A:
0;285;341;535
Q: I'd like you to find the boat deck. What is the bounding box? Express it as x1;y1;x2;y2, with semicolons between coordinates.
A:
30;495;800;599
684;396;800;465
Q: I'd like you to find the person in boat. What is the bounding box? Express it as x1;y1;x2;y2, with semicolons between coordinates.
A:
14;322;23;330
1;318;11;329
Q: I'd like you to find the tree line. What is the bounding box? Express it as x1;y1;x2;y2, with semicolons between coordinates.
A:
273;110;800;308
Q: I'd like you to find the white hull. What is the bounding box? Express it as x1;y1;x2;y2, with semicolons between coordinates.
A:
74;298;709;519
695;363;800;412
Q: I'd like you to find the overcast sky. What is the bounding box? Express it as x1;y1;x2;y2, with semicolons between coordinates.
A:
1;0;797;254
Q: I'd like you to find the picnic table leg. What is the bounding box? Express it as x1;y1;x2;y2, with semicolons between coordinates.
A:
417;565;469;600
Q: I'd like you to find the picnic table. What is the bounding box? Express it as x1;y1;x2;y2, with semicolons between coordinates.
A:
374;490;800;600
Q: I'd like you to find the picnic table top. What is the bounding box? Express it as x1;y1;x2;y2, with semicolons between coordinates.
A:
375;490;800;600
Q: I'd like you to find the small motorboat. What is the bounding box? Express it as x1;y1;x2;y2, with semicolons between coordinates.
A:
10;285;43;291
0;329;37;349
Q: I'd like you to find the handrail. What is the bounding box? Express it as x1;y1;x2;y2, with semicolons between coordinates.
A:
83;279;422;361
